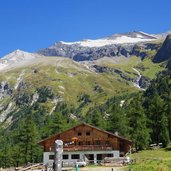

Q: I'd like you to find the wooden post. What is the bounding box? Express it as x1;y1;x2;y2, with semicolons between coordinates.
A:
54;140;63;171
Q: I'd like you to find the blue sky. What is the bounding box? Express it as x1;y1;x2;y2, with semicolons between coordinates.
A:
0;0;171;57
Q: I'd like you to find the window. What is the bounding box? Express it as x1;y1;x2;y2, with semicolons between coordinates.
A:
78;132;82;136
71;154;80;159
105;141;109;145
78;141;83;145
107;154;113;157
95;140;100;145
86;141;91;145
63;154;69;159
49;155;54;160
86;132;90;136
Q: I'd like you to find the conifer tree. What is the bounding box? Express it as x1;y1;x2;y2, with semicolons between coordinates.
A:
127;94;150;150
15;115;41;165
86;109;106;129
166;90;171;140
107;102;129;137
46;112;68;135
147;92;169;147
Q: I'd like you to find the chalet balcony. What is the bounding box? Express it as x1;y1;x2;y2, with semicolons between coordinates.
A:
63;145;113;151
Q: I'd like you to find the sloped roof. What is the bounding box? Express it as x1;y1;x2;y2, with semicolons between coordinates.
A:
38;122;132;145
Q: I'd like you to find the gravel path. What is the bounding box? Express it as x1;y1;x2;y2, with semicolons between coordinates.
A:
73;167;127;171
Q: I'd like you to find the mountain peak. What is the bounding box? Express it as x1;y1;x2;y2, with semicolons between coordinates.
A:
4;49;31;58
107;31;157;40
13;49;26;54
3;49;39;61
0;50;41;71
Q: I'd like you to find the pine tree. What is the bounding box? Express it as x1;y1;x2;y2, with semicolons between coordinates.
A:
107;102;129;137
46;112;68;136
14;115;41;165
166;90;171;140
0;135;13;168
86;109;106;129
147;92;170;147
159;112;170;147
127;94;150;150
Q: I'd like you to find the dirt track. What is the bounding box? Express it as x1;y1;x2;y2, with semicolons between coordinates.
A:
78;167;127;171
1;166;128;171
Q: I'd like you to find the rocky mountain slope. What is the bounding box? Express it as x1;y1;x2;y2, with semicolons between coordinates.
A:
0;30;170;129
37;31;165;61
0;56;165;128
153;35;171;64
167;58;171;70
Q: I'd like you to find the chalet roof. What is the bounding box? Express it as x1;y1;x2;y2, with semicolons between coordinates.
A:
38;122;132;145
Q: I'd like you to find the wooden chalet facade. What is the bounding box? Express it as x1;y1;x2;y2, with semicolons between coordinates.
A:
38;123;132;166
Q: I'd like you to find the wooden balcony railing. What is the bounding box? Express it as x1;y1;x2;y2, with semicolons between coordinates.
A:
63;145;113;151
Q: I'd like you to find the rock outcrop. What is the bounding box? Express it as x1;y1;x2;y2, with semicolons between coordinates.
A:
0;81;12;100
93;65;133;82
153;35;171;63
38;42;161;61
139;76;151;89
167;58;171;70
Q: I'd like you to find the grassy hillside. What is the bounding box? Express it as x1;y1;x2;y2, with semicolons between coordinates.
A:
0;55;166;126
135;58;165;79
94;56;164;80
129;146;171;171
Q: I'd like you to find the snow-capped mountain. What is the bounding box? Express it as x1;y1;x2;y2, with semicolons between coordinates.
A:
0;49;41;70
0;30;170;134
60;31;157;48
37;31;163;61
0;30;169;69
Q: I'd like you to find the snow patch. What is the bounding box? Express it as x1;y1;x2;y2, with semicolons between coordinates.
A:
61;34;157;48
138;31;157;39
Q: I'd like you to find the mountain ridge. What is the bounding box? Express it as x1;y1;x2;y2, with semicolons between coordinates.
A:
0;30;170;63
37;30;167;61
59;31;158;47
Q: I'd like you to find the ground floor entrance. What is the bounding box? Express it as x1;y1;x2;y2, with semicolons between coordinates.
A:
43;150;120;167
85;154;94;163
